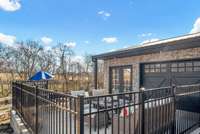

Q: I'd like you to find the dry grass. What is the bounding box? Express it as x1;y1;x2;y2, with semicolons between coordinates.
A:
0;97;11;125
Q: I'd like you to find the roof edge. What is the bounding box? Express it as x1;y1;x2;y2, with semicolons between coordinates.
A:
92;32;200;60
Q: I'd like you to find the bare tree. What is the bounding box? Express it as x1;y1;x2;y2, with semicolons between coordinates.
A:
0;44;21;80
0;40;96;93
38;49;57;73
83;54;93;90
12;41;43;79
54;43;74;92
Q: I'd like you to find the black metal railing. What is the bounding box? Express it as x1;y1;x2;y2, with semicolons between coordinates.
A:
12;81;200;134
175;84;200;134
83;87;175;134
12;81;81;134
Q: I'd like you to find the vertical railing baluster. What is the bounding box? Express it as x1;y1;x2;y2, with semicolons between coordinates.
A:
141;90;145;134
69;97;72;134
76;95;84;134
74;98;77;134
171;85;176;134
104;96;107;134
117;97;120;134
97;97;100;134
111;95;113;134
89;98;92;134
11;82;15;110
20;82;23;116
123;94;125;134
46;80;48;89
35;85;38;134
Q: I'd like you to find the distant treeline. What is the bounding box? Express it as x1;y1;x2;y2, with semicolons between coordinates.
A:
0;40;104;97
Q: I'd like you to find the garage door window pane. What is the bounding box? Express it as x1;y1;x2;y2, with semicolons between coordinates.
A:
186;67;193;72
171;63;178;72
186;62;193;67
194;66;200;72
161;64;167;68
145;69;149;73
171;68;177;72
185;62;193;72
155;64;160;68
178;63;185;72
178;62;185;67
150;64;155;72
145;64;150;73
161;68;166;72
150;68;155;72
193;61;200;72
171;63;177;67
178;67;185;72
145;64;150;69
155;64;160;72
161;64;167;72
155;68;160;72
194;61;200;66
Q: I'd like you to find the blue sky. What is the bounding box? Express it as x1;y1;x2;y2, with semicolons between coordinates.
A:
0;0;200;56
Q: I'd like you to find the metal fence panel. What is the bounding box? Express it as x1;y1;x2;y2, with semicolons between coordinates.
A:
12;81;200;134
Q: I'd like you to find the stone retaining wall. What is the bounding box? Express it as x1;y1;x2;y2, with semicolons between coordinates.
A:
10;110;30;134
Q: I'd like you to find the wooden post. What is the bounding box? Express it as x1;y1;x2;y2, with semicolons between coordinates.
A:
76;95;84;134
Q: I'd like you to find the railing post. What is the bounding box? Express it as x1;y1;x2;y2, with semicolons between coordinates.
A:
35;86;38;134
46;80;48;89
20;82;23;116
12;82;16;110
93;58;98;89
199;85;200;127
76;95;84;134
171;85;176;134
140;89;145;134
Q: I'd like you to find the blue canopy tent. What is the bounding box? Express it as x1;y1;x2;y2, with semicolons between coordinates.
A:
29;71;54;80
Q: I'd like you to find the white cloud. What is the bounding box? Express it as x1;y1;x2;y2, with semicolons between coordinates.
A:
84;40;90;44
41;36;53;45
102;37;118;44
141;38;159;45
109;49;116;52
98;10;111;20
0;0;21;12
72;55;84;63
44;46;52;51
0;32;16;46
138;33;152;37
65;41;76;48
190;17;200;34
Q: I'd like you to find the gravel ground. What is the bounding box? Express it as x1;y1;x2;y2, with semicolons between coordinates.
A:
0;124;13;134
